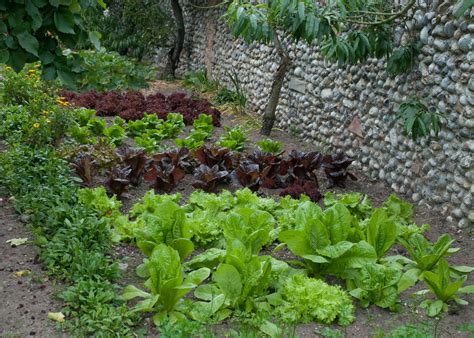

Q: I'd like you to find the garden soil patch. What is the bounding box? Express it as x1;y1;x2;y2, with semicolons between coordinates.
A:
1;82;473;337
0;196;64;337
111;89;474;336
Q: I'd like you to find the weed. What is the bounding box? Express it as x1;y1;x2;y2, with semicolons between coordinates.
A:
315;327;343;338
458;322;474;335
183;69;220;93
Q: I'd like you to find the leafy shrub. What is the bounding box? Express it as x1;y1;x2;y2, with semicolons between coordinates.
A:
387;41;422;77
0;100;75;147
65;50;156;92
214;70;247;113
1;64;59;105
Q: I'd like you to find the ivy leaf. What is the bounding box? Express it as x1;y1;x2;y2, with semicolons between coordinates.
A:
17;32;39;56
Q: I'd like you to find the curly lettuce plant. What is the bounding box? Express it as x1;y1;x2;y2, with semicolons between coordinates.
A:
272;274;354;326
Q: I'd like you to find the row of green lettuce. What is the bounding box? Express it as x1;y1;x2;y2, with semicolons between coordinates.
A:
0;66;139;336
81;185;474;332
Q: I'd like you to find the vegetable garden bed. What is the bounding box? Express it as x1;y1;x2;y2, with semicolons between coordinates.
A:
0;67;473;338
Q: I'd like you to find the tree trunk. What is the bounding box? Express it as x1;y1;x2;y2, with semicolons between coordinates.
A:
260;33;291;136
162;0;185;78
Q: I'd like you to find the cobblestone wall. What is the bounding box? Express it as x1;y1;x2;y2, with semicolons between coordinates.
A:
171;0;473;227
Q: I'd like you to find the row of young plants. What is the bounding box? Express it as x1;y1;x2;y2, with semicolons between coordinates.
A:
66;110;356;202
45;92;355;202
81;186;474;332
61;89;221;125
0;67;138;335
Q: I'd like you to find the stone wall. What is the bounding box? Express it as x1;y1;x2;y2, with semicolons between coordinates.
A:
172;1;473;227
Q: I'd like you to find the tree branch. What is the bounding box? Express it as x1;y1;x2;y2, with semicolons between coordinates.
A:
346;0;416;26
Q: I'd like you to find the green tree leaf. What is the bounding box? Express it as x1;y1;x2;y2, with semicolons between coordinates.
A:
54;10;76;34
88;30;101;50
0;49;9;63
17;31;39;56
25;0;43;31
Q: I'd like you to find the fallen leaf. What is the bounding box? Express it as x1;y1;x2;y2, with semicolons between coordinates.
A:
13;270;31;277
6;238;29;246
48;312;65;323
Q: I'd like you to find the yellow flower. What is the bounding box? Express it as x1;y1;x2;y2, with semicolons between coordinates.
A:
42;110;49;115
56;98;70;107
4;66;12;71
33;123;40;128
46;119;51;123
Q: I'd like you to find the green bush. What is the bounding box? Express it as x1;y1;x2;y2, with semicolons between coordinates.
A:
66;49;156;91
0;64;59;105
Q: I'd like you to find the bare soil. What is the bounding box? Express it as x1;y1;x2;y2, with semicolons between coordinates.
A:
0;196;65;337
1;81;472;337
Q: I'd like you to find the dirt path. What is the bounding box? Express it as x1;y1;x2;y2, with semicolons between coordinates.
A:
0;196;63;337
